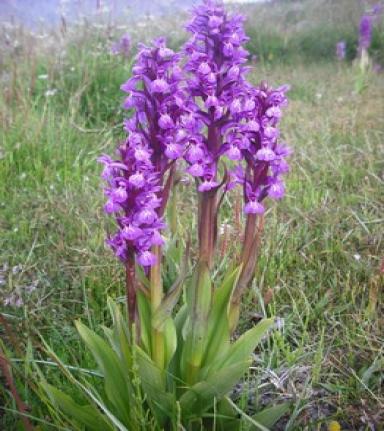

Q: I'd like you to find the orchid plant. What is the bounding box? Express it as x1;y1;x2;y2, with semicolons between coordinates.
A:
355;4;382;93
40;1;291;429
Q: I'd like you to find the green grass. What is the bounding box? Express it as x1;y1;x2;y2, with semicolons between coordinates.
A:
241;0;383;65
1;9;384;431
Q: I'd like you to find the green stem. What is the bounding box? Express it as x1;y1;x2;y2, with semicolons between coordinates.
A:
198;190;217;269
229;215;264;332
150;245;164;369
185;261;212;385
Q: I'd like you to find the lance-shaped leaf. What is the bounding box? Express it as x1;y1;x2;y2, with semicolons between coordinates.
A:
137;290;152;355
38;334;129;431
152;242;189;331
168;304;189;383
251;403;291;430
103;298;132;367
135;346;175;425
179;361;252;420
201;265;242;370
42;383;114;431
182;261;212;385
211;318;274;374
75;320;134;426
163;317;178;369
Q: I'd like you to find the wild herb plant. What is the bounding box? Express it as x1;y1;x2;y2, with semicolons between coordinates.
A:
37;1;291;429
355;4;383;92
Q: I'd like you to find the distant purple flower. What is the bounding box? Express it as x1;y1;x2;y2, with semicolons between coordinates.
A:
372;2;383;16
336;40;346;61
111;33;131;58
359;15;373;51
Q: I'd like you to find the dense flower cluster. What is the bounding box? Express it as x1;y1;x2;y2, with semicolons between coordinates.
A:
359;14;373;51
228;82;291;214
183;0;252;191
183;0;290;210
100;38;190;266
100;1;291;267
336;40;346;61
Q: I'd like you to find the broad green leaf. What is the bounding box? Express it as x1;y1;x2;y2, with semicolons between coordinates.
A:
215;397;242;431
152;249;188;331
174;303;188;339
179;361;251;419
163;317;177;368
168;304;188;384
214;265;242;312
202;266;242;369
251;403;291;430
182;262;212;385
137;291;152;354
135;346;174;425
37;334;129;431
75;321;133;426
217;319;274;371
107;298;132;367
42;383;113;431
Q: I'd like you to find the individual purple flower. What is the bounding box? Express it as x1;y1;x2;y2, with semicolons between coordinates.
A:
244;200;265;215
336;41;346;61
111;33;131;58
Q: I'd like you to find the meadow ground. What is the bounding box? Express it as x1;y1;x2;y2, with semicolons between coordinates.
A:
0;15;384;431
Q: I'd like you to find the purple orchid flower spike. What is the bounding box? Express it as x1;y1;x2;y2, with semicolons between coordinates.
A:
183;0;254;267
228;81;291;331
100;37;191;322
359;14;373;53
